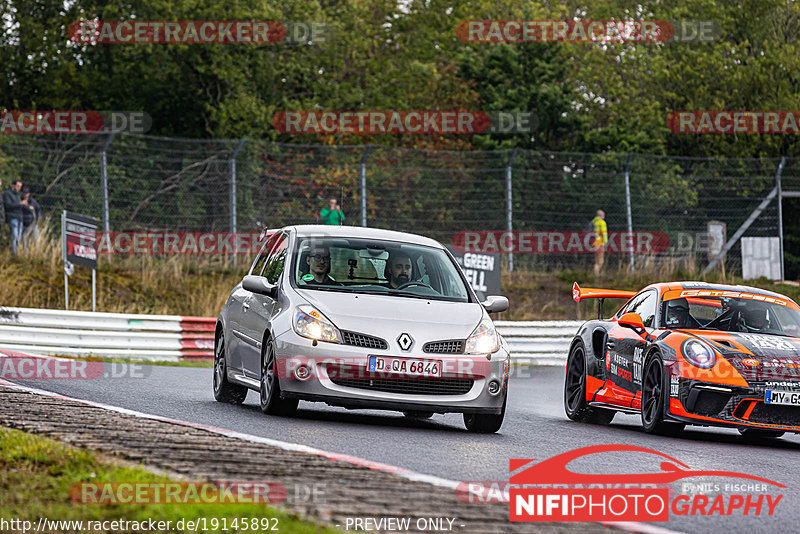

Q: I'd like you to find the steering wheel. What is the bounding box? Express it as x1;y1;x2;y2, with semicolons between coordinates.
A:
395;281;435;291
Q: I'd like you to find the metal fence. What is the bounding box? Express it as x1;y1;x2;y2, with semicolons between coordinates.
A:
2;132;798;276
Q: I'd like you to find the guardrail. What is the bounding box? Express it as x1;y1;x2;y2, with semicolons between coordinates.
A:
0;307;578;365
495;321;579;366
0;307;214;360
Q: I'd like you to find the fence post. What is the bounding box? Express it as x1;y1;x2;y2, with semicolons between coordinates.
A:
777;156;786;281
230;139;247;267
100;133;116;233
623;153;634;273
506;148;519;272
360;145;374;227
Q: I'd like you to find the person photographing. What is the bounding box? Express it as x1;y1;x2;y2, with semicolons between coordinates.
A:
320;198;345;225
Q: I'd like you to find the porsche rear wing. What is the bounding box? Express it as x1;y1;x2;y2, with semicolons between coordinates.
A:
572;282;637;319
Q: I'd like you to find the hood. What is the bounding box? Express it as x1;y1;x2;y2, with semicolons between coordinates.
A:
690;330;800;381
296;289;484;347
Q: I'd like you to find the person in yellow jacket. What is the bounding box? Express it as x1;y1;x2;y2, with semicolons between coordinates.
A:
591;210;608;276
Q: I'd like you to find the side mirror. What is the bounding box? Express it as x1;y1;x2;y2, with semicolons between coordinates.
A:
619;312;645;332
482;295;509;314
242;275;277;297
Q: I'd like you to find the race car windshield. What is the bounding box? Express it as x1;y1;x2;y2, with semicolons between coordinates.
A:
663;296;800;337
292;237;471;302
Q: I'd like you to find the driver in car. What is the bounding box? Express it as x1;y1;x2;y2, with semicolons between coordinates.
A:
738;306;770;332
304;245;340;285
665;298;700;329
384;251;414;289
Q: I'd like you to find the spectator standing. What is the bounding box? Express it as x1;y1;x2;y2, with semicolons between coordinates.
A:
3;180;24;255
21;187;41;250
320;198;345;225
591;209;608;276
0;178;4;236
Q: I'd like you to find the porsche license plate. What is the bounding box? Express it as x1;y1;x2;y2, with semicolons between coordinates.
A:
765;390;800;406
368;356;441;377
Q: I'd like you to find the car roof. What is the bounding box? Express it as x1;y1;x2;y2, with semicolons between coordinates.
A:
643;281;792;300
284;225;444;248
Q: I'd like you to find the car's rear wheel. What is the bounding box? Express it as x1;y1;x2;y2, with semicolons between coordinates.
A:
213;330;248;404
564;343;615;424
259;336;298;416
641;354;684;435
738;428;785;439
463;394;506;433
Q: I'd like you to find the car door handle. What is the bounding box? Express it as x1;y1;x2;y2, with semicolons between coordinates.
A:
242;302;250;312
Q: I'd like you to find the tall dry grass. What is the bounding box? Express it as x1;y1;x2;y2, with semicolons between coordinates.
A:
0;219;247;316
2;220;795;320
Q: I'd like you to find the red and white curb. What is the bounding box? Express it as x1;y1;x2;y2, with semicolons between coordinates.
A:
0;367;681;534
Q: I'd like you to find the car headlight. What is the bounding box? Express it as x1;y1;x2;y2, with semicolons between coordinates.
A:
682;339;716;368
465;318;499;354
293;305;342;343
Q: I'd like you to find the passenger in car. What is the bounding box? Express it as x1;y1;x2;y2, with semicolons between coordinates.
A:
304;245;341;285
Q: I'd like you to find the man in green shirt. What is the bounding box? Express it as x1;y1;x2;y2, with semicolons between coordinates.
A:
320;198;345;225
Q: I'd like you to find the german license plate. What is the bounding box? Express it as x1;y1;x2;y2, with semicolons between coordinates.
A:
765;390;800;406
368;356;441;377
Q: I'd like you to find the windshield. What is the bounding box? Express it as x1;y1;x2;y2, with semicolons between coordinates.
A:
292;237;471;302
663;295;800;337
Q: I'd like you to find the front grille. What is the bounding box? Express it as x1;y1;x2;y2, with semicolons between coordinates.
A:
747;403;800;426
423;340;464;354
341;331;388;350
330;377;474;395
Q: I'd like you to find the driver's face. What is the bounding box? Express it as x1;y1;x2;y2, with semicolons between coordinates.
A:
307;247;331;276
389;256;412;287
667;309;686;326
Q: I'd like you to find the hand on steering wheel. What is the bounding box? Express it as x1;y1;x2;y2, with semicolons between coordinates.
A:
395;281;434;291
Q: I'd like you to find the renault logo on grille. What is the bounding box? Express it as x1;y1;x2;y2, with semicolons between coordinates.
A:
397;333;414;351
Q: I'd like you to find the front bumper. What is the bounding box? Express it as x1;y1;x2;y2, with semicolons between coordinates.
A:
274;329;509;414
667;377;800;433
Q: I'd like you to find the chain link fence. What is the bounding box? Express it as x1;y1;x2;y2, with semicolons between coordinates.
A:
0;132;794;276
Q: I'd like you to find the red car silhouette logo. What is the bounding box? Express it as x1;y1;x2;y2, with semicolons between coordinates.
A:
510;444;784;487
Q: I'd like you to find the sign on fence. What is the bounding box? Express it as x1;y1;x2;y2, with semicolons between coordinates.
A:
741;237;780;280
62;211;98;311
446;245;501;298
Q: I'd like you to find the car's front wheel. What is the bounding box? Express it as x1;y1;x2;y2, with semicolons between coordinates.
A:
259;335;298;416
641;354;684;435
463;395;506;433
213;330;248;404
564;343;614;424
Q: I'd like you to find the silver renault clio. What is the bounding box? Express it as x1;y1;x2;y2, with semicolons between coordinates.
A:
213;225;510;432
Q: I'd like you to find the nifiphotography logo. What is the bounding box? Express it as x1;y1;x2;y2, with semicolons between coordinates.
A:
508;445;784;522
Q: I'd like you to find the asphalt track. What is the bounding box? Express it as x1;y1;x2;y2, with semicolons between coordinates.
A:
7;364;800;533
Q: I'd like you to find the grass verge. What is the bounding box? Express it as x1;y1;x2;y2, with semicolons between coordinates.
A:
0;426;337;533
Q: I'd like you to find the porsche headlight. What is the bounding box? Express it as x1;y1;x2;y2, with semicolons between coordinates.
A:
293;305;342;343
682;339;716;369
465;318;499;355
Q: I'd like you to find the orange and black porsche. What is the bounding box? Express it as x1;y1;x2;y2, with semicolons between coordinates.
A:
564;281;800;438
